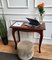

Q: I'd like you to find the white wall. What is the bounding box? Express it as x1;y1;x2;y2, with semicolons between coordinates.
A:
0;0;52;45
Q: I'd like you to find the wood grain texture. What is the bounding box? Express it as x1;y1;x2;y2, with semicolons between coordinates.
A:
0;40;52;60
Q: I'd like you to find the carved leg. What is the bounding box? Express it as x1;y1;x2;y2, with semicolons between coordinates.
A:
18;31;20;42
39;31;43;53
12;29;17;49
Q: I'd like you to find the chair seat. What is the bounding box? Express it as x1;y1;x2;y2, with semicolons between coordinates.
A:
17;41;34;60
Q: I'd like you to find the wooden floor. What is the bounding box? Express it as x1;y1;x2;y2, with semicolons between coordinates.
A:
0;40;52;60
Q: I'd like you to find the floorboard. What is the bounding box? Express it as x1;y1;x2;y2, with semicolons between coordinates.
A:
0;40;52;60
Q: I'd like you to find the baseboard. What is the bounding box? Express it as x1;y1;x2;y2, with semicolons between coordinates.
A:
9;38;52;45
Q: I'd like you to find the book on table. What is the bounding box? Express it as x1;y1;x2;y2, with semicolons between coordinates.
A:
13;22;23;26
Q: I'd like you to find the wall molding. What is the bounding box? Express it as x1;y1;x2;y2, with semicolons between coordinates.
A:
0;0;2;9
33;37;52;45
6;0;28;9
0;6;2;9
33;37;51;40
0;13;52;16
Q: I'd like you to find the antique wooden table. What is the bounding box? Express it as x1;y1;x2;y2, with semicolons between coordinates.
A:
10;21;45;53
